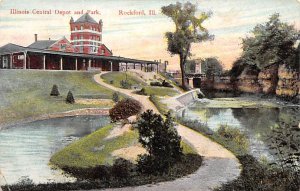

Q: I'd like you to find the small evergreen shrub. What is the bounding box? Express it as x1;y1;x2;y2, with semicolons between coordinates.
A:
50;84;60;96
112;92;119;103
66;91;75;104
109;98;142;122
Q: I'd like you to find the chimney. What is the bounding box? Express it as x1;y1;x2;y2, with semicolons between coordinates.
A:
34;34;38;42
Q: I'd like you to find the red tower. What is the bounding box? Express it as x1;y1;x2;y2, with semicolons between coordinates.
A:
70;13;112;56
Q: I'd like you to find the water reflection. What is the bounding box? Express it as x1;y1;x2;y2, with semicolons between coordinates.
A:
0;115;110;184
181;104;300;160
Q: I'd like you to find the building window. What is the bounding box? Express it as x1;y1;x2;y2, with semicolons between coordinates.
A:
80;35;83;39
101;49;105;55
79;47;83;53
17;55;24;60
80;25;83;30
75;26;77;31
60;44;66;51
74;36;77;40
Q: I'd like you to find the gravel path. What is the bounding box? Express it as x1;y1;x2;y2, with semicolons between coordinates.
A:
90;73;241;191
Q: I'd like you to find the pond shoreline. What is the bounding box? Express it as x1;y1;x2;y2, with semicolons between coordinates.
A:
0;108;110;131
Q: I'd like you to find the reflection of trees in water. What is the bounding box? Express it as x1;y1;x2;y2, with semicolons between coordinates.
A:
232;108;280;136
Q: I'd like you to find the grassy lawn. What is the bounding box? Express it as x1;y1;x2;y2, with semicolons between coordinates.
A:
0;70;115;125
101;72;146;88
50;123;197;169
143;86;178;97
101;71;179;97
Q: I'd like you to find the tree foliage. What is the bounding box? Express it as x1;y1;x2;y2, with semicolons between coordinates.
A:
241;13;299;70
201;57;223;77
136;110;182;174
162;2;213;89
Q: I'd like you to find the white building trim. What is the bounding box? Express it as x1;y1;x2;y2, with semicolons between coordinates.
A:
71;30;102;35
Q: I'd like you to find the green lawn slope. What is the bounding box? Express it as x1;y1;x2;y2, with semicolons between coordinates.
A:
0;70;114;125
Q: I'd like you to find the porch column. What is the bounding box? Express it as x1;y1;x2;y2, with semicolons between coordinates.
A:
23;52;27;69
110;61;113;71
133;63;136;69
10;54;13;69
43;54;46;70
75;58;78;70
88;59;91;69
125;62;128;71
60;57;63;70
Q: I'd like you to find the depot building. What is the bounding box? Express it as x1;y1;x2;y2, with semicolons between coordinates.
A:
0;13;159;72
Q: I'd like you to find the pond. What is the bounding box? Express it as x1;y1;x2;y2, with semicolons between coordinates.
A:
0;115;110;185
180;100;300;160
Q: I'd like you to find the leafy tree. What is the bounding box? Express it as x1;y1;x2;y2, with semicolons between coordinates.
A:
241;13;299;70
201;57;223;77
50;84;60;96
136;110;182;174
66;91;75;104
185;60;196;73
112;92;119;103
162;2;213;90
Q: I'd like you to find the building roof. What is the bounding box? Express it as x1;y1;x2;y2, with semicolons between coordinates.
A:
74;13;98;24
0;43;26;54
0;43;156;64
28;40;57;49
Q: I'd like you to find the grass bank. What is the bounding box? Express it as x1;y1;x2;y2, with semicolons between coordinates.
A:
50;124;139;168
0;70;115;125
101;71;179;97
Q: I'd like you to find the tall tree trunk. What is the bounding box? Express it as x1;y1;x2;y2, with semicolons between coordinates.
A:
180;55;188;90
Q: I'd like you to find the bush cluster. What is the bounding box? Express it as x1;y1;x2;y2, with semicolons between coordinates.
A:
150;80;173;88
112;92;119;103
136;88;147;95
109;98;142;122
120;80;132;89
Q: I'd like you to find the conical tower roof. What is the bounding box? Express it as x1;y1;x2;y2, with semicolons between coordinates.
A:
74;13;97;24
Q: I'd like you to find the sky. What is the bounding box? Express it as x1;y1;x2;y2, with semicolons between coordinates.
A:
0;0;299;70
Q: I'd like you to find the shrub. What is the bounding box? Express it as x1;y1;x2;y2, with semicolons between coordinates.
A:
66;91;75;104
136;110;182;174
217;125;249;150
136;88;147;95
120;80;132;89
111;158;134;179
109;98;142;122
162;80;173;88
112;92;119;103
50;84;60;96
109;80;114;84
150;81;161;86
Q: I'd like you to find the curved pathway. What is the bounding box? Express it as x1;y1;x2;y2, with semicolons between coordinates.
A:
92;72;241;191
